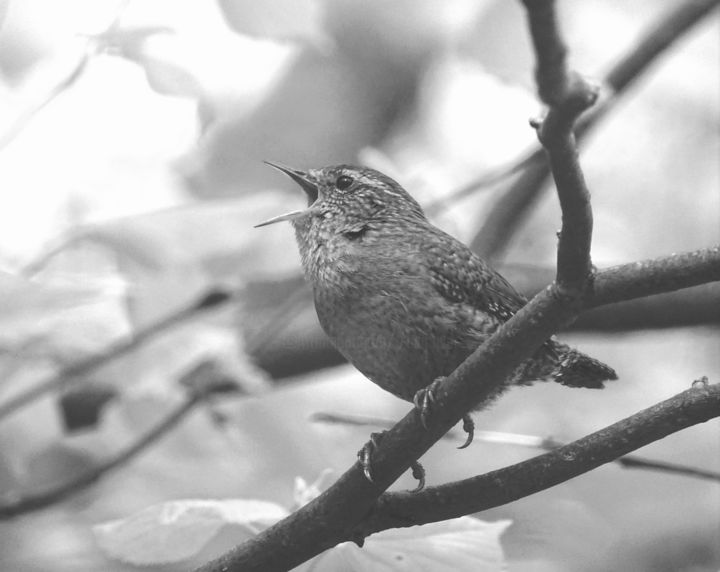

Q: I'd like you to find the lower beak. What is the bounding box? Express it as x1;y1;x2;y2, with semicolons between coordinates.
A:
256;161;320;228
254;209;307;228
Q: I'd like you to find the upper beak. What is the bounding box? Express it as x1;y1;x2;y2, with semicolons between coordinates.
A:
255;161;320;228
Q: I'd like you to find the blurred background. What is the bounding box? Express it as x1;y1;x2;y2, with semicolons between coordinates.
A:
0;0;718;570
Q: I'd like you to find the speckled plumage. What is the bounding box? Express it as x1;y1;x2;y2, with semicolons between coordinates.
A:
262;164;617;406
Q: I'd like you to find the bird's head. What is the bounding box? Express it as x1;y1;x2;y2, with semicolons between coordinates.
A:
255;163;426;240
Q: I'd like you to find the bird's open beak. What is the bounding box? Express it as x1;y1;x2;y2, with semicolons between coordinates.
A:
255;161;320;228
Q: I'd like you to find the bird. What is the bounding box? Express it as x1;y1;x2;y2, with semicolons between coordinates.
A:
257;162;617;484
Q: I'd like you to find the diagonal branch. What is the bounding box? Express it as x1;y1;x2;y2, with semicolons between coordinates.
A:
0;360;239;519
0;391;201;519
356;381;720;535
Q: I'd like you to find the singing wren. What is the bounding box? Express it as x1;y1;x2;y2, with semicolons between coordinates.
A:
257;162;617;482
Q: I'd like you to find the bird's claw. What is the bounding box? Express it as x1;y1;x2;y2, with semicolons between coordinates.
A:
414;378;474;449
357;431;385;482
357;430;426;492
458;414;475;449
410;461;426;492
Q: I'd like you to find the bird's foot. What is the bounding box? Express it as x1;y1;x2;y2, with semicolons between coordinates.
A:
357;431;426;492
413;378;475;449
413;377;445;429
357;431;384;483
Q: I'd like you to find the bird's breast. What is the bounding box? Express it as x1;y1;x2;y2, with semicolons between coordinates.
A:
310;253;490;401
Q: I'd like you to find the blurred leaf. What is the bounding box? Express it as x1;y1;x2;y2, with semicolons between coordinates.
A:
0;271;110;343
60;383;117;431
24;440;96;492
297;518;512;572
292;469;335;509
98;25;175;60
139;49;204;98
0;392;64;497
53;312;271;413
0;52;196;263
100;26;206;99
117;323;269;396
218;0;327;45
94;498;289;564
0;263;128;391
0;0;8;29
379;55;539;202
56;193;302;282
94;490;509;570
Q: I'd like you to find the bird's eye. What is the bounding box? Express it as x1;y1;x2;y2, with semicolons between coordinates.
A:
335;175;354;190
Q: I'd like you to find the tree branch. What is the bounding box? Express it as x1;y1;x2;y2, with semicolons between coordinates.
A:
356;380;720;535
589;247;720;306
520;0;599;289
603;0;720;95
469;0;720;261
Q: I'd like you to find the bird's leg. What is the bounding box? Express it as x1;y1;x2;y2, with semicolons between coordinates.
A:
357;431;426;491
413;377;475;449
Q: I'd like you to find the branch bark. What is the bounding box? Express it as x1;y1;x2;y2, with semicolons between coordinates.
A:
355;381;720;536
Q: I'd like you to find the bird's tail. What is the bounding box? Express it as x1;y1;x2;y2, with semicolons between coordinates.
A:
541;340;618;389
507;340;617;389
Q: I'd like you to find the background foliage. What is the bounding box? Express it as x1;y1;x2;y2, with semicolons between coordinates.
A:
0;0;717;570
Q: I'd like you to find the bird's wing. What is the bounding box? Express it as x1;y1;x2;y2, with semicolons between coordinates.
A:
423;229;527;322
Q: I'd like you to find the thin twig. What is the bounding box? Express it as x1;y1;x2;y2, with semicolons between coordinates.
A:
0;359;238;519
0;50;92;152
603;0;720;94
0;289;232;423
424;152;540;216
311;411;720;482
0;0;132;152
521;0;598;289
469;0;720;261
0;391;202;519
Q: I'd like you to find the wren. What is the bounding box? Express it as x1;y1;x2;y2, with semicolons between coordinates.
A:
257;162;617;484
